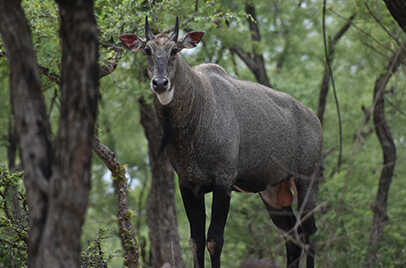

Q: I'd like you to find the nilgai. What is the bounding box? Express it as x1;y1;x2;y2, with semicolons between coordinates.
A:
120;17;322;268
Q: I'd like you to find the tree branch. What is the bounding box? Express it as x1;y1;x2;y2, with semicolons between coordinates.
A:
317;14;355;125
181;0;199;28
229;46;256;71
162;0;199;34
365;2;401;46
330;8;395;55
38;45;124;82
245;3;261;42
366;43;405;267
3;39;124;84
100;51;123;78
332;14;356;44
93;138;139;268
228;3;272;87
100;40;124;78
38;65;61;84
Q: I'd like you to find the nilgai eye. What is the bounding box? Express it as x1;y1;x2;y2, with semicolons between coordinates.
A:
144;47;152;56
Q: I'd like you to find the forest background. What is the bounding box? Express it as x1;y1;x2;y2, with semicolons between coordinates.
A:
0;0;406;267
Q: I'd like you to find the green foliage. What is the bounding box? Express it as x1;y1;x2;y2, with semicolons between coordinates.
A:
0;63;10;162
0;167;27;267
81;229;110;268
22;0;60;72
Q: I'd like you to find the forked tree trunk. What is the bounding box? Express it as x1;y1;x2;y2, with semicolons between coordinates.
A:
0;0;99;267
139;99;185;268
366;45;405;267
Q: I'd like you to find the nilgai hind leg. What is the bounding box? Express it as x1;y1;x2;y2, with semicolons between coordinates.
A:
259;177;316;268
296;175;319;268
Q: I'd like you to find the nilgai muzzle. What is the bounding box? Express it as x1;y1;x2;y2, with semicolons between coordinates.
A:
120;17;322;268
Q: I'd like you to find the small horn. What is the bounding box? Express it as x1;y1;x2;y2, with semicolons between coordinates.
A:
145;16;154;41
170;17;179;42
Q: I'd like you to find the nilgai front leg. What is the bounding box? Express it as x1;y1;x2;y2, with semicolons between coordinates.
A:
207;186;231;268
180;186;206;268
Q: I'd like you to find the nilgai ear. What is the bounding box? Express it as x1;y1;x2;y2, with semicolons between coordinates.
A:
119;33;146;52
179;31;204;49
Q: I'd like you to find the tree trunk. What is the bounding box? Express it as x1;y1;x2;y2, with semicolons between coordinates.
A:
0;0;100;267
139;98;185;268
366;45;404;267
38;2;99;267
383;0;406;34
0;1;54;266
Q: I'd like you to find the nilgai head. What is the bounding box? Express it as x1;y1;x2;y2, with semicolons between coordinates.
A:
119;17;204;105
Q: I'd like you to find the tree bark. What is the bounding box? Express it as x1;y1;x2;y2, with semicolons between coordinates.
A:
0;1;54;266
229;3;272;88
366;45;405;268
317;14;355;125
139;98;185;268
0;0;100;267
37;2;99;267
383;0;406;34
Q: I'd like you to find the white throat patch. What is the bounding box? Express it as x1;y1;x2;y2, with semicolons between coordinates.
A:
156;87;174;105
